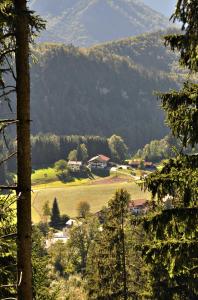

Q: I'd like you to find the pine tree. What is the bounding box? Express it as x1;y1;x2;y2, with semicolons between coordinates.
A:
86;189;130;300
142;1;198;299
50;198;61;229
1;1;44;299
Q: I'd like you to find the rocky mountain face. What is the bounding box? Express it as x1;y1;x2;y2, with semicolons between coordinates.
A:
30;0;170;46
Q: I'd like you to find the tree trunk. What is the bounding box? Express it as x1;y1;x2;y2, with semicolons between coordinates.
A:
14;0;32;299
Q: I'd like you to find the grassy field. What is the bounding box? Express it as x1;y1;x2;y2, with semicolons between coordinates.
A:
32;177;151;223
31;168;58;185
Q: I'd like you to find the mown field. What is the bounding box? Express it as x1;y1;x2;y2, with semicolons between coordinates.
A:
32;176;151;223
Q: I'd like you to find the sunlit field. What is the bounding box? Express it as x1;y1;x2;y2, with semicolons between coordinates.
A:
32;177;151;222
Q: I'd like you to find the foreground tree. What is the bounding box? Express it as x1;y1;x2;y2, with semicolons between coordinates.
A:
86;189;130;300
1;1;44;298
143;1;198;299
14;1;32;297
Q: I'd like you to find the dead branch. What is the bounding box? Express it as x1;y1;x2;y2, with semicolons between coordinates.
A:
0;88;16;98
0;151;17;166
5;55;16;81
0;186;17;190
0;232;17;240
0;119;17;123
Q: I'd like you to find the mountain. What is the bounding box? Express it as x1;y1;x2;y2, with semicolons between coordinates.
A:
142;0;176;17
29;0;170;46
93;30;179;73
24;31;181;151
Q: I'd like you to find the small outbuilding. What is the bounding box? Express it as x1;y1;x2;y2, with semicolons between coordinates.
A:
68;160;82;171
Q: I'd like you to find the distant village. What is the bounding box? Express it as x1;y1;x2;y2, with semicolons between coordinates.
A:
67;153;156;172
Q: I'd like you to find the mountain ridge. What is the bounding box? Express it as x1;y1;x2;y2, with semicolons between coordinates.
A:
30;0;171;46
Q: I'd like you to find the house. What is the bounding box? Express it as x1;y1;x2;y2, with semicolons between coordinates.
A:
45;231;69;248
128;160;141;168
129;199;149;215
88;154;110;169
68;160;82;171
65;218;77;228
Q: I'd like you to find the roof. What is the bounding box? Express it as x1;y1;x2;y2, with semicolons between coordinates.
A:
88;154;110;163
66;219;76;226
68;161;82;166
128;199;148;209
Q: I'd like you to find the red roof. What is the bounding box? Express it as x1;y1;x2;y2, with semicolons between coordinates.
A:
98;154;110;161
128;199;148;208
88;154;110;163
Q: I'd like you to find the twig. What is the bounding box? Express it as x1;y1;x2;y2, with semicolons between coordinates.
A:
0;89;16;98
0;119;17;123
0;152;17;166
0;186;17;190
2;129;10;150
5;56;16;81
0;233;17;240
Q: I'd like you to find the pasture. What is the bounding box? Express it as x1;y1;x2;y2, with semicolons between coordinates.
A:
32;176;151;222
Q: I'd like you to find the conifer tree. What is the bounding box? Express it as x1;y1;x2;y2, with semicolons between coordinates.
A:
143;1;198;299
0;1;44;299
86;189;130;300
50;197;61;229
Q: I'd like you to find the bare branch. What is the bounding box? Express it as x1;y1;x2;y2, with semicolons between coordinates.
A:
5;55;16;81
2;129;10;150
0;185;18;191
0;151;17;166
0;119;17;123
0;233;17;240
0;85;16;91
0;48;15;61
0;89;16;98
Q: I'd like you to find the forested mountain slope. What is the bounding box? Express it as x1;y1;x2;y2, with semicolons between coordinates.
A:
29;33;180;151
93;30;179;73
29;0;170;46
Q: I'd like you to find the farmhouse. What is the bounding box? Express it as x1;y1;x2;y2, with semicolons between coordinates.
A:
68;160;82;171
45;231;68;248
129;199;149;215
88;154;110;169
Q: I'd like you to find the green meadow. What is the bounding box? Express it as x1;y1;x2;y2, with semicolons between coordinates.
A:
32;178;151;222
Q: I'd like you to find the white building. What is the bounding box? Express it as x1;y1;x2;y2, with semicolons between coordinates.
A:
68;161;82;171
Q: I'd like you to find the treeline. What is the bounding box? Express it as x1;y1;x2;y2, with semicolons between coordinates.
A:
134;134;198;163
31;133;128;168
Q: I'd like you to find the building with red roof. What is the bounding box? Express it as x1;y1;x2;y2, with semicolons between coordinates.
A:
88;154;110;169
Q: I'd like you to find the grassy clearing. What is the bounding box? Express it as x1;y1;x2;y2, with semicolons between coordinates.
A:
32;168;58;185
32;180;151;222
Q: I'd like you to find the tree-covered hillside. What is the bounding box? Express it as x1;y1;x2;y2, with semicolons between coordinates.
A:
29;0;170;46
94;30;179;73
28;33;181;151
